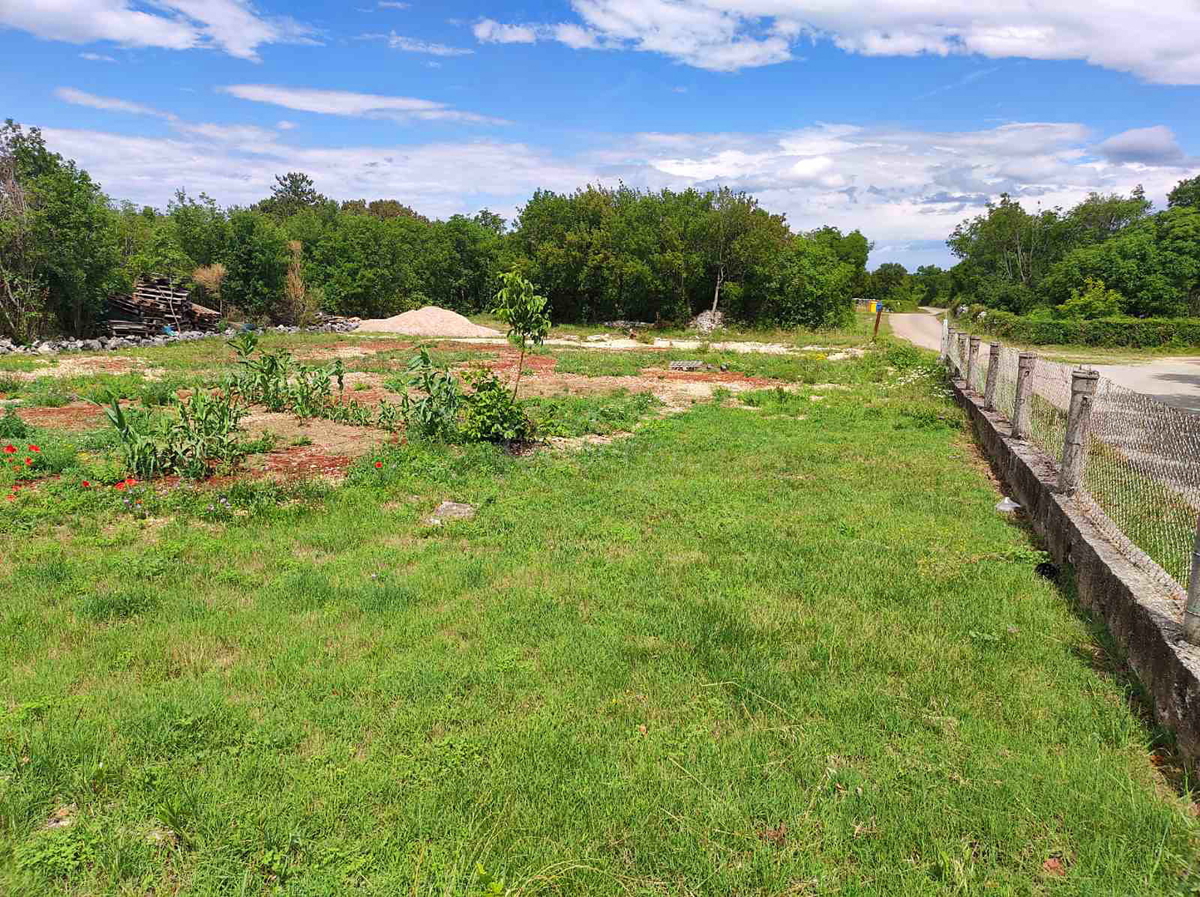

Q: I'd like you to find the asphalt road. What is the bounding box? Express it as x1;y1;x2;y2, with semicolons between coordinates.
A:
890;311;1200;411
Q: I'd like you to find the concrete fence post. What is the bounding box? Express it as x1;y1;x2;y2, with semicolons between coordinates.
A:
967;336;982;391
939;317;949;361
956;332;969;377
1185;518;1200;645
1012;353;1037;440
1058;369;1100;495
984;342;1001;410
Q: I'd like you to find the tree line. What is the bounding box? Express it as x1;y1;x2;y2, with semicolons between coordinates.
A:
864;178;1200;319
0;120;872;343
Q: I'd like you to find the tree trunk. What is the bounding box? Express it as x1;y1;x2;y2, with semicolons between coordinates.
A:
710;268;724;314
512;342;526;401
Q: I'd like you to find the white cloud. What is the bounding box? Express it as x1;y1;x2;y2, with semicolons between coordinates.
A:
276;120;297;130
382;32;473;56
378;1;410;7
36;126;590;222
473;19;541;44
54;87;178;121
1096;126;1187;165
0;0;317;62
79;52;117;62
24;116;1198;270
221;84;509;126
471;1;1200;83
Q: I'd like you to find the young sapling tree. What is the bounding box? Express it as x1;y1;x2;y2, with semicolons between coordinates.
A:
493;270;550;400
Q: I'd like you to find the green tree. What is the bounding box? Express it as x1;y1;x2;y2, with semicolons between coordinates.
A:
169;190;229;269
1168;176;1200;210
767;236;854;328
0;120;119;338
255;172;330;219
493;270;550;399
223;210;289;320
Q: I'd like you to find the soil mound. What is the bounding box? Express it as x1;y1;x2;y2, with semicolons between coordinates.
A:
357;306;502;338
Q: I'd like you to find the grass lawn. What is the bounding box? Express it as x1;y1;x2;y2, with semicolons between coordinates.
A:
1;347;1197;895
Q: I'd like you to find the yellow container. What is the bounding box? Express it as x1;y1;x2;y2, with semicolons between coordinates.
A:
868;300;878;314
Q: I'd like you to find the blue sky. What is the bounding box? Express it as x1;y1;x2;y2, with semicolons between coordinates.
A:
1;1;1198;270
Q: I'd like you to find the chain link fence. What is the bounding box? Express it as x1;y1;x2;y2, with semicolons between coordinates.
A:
945;322;1200;594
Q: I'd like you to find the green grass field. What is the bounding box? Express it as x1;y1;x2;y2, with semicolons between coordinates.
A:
1;342;1197;895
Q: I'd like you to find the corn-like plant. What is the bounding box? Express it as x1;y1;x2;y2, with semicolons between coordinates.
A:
399;349;461;440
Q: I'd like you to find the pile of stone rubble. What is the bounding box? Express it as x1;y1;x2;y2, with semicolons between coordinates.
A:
0;318;360;357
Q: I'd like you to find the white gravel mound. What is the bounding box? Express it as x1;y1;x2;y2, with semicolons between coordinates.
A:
357;306;503;338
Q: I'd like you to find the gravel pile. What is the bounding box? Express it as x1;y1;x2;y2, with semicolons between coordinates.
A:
358;306;502;338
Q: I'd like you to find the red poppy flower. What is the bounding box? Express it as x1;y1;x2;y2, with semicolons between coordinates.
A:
2;445;13;454
374;461;383;469
126;478;137;486
5;494;13;502
24;458;33;466
114;482;126;491
28;445;39;453
81;481;91;488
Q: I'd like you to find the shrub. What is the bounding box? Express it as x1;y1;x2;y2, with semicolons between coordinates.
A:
972;310;1200;348
105;390;248;479
1056;277;1123;319
460;370;533;444
0;406;30;438
398;349;462;440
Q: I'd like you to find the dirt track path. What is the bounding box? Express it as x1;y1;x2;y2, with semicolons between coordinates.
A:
890;310;1200;411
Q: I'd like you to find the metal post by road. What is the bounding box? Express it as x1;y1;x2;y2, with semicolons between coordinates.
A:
1184;517;1200;645
1012;353;1036;440
956;333;969;378
1058;369;1100;495
967;336;982;391
984;342;1001;410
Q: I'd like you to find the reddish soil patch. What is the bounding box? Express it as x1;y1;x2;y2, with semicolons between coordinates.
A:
17;402;106;431
640;369;780;387
488;351;559;375
259;446;354;481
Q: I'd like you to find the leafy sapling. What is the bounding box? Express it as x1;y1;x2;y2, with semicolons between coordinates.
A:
492;270;550;400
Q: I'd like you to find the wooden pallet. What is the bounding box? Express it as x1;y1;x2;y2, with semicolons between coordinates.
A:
104;275;221;338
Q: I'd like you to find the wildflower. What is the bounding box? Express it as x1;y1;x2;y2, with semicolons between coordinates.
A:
115;482;126;491
2;445;13;454
24;458;33;466
81;481;91;488
5;494;13;502
375;461;383;469
28;445;39;453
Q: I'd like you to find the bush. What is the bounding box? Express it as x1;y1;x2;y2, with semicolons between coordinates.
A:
460;370;533;444
974;310;1200;347
1056;277;1123;319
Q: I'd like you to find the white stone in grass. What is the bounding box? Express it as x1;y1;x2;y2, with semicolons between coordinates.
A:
425;501;476;526
996;497;1021;513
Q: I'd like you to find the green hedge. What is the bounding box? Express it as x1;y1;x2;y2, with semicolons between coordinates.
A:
970;310;1200;348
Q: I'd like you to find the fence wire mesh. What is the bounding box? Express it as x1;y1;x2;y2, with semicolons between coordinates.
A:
991;347;1021;421
945;328;1198;593
1023;359;1073;467
1082;380;1200;591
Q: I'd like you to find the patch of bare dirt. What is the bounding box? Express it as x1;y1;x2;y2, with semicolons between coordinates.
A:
509;368;796;413
8;355;162;380
293;345;378;362
244;412;394;460
545;432;633;450
16;402;106;430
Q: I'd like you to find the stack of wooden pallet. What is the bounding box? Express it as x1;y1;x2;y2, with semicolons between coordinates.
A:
105;276;221;338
